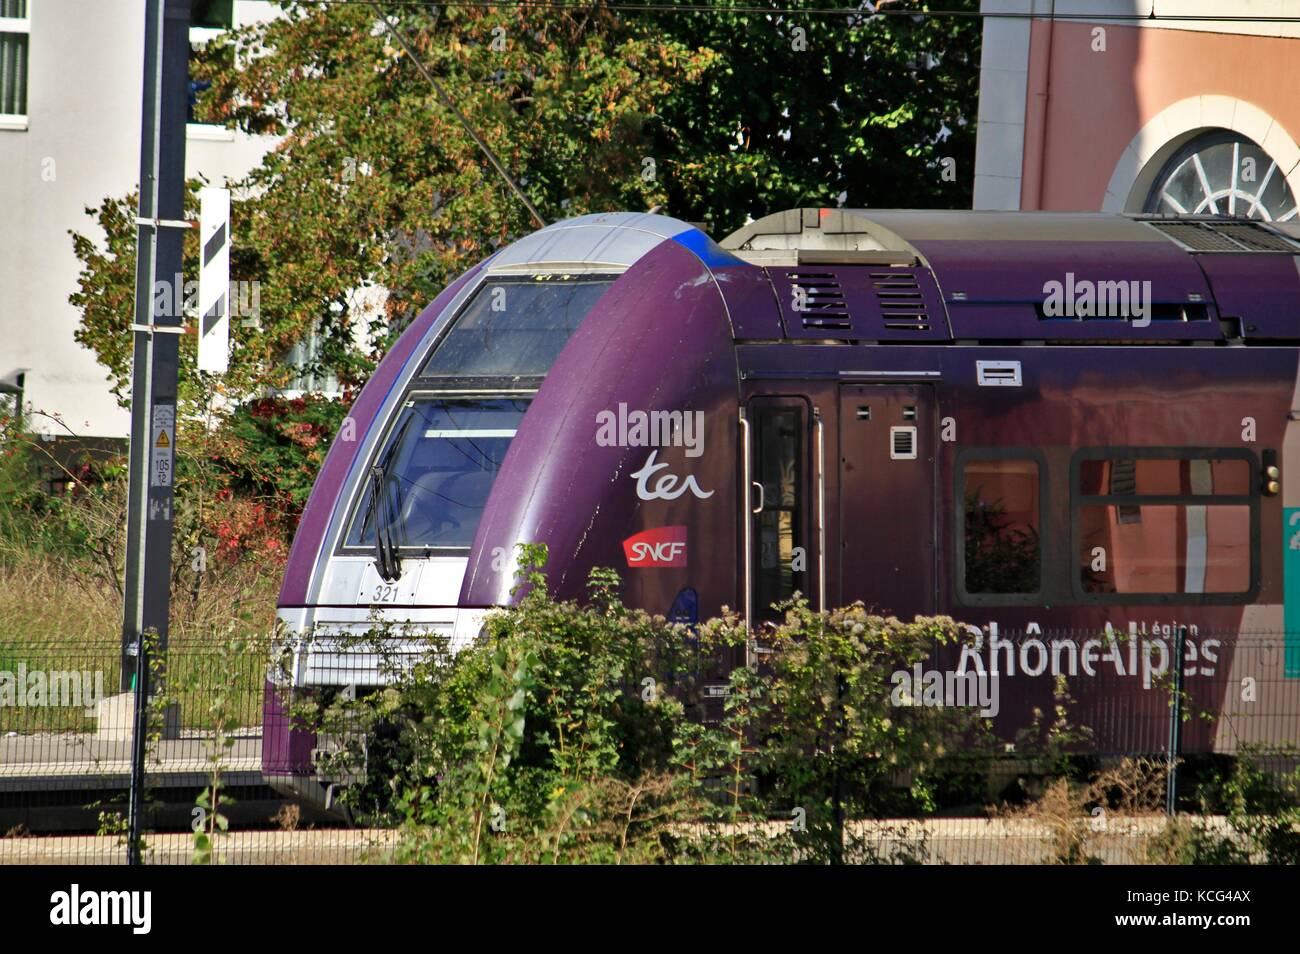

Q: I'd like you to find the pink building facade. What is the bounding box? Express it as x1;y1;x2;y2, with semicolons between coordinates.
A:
974;0;1300;220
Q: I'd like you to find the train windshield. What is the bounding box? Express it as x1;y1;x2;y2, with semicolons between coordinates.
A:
346;398;530;550
420;276;614;378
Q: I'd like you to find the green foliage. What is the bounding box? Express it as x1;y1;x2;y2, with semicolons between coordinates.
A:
298;548;992;864
1144;815;1248;866
0;428;127;592
190;639;245;864
70;1;979;412
139;0;710;403
1197;748;1300;864
1011;676;1097;785
644;0;981;234
208;394;349;515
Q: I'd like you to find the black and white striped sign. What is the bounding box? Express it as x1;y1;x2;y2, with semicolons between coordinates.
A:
197;187;229;373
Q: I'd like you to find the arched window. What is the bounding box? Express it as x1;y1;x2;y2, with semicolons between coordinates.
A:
1143;130;1297;221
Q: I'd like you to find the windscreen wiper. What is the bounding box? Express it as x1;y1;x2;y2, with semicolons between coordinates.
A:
369;464;401;583
368;414;413;584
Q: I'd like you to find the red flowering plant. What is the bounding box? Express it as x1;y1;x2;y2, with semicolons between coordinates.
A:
193;392;350;564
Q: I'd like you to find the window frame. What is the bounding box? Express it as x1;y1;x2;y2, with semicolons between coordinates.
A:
188;1;236;137
955;447;1048;607
1142;129;1298;222
0;1;31;131
415;271;618;387
335;388;536;558
276;323;342;398
1069;446;1259;605
191;0;234;31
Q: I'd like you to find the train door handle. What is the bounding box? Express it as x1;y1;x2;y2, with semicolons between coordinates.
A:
751;481;764;514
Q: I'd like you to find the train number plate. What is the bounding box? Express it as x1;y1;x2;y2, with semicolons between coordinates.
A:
356;561;423;606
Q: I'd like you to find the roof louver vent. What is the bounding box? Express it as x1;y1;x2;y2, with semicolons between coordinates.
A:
1213;223;1299;252
871;270;932;332
787;271;851;330
1149;220;1300;253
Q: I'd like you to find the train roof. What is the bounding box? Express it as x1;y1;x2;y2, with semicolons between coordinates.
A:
720;209;1300;342
721;207;1300;254
485;211;701;272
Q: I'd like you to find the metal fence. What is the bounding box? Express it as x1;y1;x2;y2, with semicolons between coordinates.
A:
929;627;1300;755
0;631;1296;864
0;635;391;864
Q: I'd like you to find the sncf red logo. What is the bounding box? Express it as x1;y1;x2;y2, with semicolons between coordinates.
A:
623;526;688;568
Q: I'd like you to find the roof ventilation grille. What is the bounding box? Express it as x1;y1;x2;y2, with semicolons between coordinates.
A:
871;270;932;332
1149;220;1300;253
1214;223;1299;252
787;271;851;330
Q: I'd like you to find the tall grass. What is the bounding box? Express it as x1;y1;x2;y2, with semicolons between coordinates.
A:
0;552;281;733
0;482;283;736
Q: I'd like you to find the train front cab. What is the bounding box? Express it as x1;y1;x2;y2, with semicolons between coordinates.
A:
265;212;721;808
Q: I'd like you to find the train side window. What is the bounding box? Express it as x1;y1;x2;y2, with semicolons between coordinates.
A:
1073;454;1256;599
960;457;1043;596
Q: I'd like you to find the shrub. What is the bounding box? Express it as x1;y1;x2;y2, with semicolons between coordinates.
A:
298;547;995;864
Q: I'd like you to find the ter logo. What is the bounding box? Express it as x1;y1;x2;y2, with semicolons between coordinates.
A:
623;526;688;569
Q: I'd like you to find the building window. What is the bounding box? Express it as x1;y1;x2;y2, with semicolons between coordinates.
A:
0;374;21;430
1144;131;1298;222
1074;452;1255;600
0;0;29;127
189;0;234;128
282;328;341;396
959;455;1043;597
192;0;233;30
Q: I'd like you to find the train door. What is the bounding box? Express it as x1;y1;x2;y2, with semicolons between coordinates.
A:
838;384;936;617
744;395;822;625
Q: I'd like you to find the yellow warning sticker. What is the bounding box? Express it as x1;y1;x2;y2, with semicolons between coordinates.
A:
150;404;175;488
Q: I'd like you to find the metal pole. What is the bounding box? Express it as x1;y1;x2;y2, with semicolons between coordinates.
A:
1165;625;1187;816
123;0;189;865
121;0;189;690
126;629;149;865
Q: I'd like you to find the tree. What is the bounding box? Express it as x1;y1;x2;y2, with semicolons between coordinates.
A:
72;1;978;406
66;2;979;546
645;0;981;235
74;2;711;405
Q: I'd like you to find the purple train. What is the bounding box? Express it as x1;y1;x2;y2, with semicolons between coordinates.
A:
266;208;1300;806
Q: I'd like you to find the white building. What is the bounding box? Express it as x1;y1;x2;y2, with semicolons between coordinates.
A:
0;0;280;439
